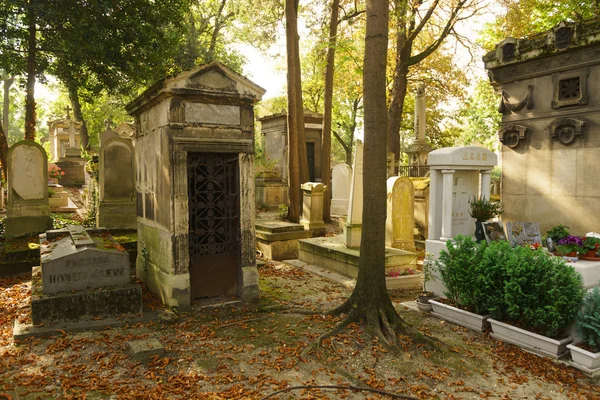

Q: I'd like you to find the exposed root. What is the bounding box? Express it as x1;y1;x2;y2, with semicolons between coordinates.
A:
260;384;420;400
317;308;358;346
327;295;355;316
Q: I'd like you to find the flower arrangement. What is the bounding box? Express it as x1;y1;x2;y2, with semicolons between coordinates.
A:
556;235;583;256
48;165;65;179
386;268;416;278
546;224;570;244
581;236;600;253
468;195;503;222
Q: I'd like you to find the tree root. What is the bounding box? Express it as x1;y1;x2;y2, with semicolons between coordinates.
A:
260;384;420;400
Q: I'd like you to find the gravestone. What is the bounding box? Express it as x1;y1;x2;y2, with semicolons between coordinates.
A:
97;138;136;229
55;120;85;186
29;226;141;325
344;140;363;248
424;145;497;297
300;182;326;236
386;176;416;252
5;141;53;239
126;61;264;307
330;163;352;216
483;222;507;243
506;222;542;247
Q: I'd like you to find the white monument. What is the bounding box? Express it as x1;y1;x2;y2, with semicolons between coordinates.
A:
425;146;497;296
343;140;363;248
330;163;352;216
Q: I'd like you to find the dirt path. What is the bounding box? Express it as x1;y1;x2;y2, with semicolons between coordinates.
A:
0;260;598;399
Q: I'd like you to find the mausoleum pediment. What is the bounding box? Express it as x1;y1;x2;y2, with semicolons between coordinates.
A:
428;146;497;169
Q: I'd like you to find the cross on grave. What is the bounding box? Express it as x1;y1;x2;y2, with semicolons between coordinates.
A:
452;177;469;219
65;105;72;120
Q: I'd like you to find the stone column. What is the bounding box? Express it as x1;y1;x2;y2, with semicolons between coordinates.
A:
480;170;492;201
440;169;455;241
68;121;76;148
428;170;439;240
344;139;363;248
414;84;426;143
300;182;326;235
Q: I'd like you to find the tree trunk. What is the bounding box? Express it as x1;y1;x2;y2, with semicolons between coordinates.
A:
321;0;339;223
68;82;90;151
0;121;8;181
24;1;37;141
285;0;309;223
387;59;409;165
321;0;411;348
2;73;13;134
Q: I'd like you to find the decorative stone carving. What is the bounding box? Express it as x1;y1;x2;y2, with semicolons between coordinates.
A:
552;67;589;109
498;85;534;113
498;124;528;148
549;22;575;49
549;117;585;145
496;38;518;63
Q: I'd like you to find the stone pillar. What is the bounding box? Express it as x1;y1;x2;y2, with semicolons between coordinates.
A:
344;140;363;248
428;170;440;240
480;170;492;201
440;169;455;241
300;182;326;236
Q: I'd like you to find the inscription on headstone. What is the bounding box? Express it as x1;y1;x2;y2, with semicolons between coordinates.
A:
506;222;542;247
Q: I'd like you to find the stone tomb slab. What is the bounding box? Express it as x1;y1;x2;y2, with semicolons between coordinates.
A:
483;222;507;243
506;222;542;247
255;219;311;260
40;227;130;294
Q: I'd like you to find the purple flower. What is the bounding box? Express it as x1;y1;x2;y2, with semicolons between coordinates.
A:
558;235;583;246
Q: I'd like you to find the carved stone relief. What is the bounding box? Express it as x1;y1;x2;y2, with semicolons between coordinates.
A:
549;117;585;145
551;67;588;109
498;85;534;114
498;124;528;149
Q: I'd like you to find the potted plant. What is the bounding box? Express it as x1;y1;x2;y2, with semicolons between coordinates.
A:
546;224;570;252
468;195;503;242
488;247;584;358
567;287;600;374
416;253;435;312
579;236;600;259
556;235;583;258
430;236;491;332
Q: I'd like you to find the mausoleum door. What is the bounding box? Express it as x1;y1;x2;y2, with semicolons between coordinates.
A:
187;152;240;299
306;142;315;182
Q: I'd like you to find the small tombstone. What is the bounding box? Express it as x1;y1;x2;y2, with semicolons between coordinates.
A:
506;222;542;247
5;141;52;238
300;182;326;236
97;138;136;229
386;176;416;252
483;222;507;243
330;163;352;216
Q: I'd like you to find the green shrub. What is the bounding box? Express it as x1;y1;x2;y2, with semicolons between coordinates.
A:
436;235;487;314
468;195;503;222
575;287;600;352
503;248;584;339
477;240;514;320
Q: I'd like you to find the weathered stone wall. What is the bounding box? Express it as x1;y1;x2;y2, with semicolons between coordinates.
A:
484;21;600;235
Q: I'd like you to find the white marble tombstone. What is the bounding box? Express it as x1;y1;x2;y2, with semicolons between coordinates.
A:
5;141;52;238
330;163;352;216
343;140;363;248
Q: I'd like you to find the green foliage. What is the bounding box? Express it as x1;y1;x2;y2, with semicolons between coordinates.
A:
437;237;585;338
576;287;600;352
278;204;288;220
468;195;503;222
436;236;488;314
84;185;98;227
582;236;600;252
51;213;83;229
503;248;584;338
547;224;570;243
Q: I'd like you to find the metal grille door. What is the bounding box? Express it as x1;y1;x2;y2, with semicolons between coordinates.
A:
188;153;240;298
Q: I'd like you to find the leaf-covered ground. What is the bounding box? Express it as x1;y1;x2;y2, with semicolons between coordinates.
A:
0;261;598;399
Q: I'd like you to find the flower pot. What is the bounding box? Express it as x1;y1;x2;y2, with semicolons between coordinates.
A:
429;299;490;332
474;221;486;242
488;318;573;359
567;344;600;376
416;295;434;313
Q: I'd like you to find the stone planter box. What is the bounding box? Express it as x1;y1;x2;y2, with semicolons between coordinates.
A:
430;299;490;332
567;344;600;377
385;273;423;291
416;299;433;313
489;318;573;359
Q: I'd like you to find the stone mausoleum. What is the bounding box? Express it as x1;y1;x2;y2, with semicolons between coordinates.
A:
484;20;600;234
126;61;265;307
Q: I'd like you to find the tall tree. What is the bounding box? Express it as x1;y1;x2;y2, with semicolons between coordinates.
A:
320;0;340;222
285;0;309;223
387;0;478;166
322;0;411;346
